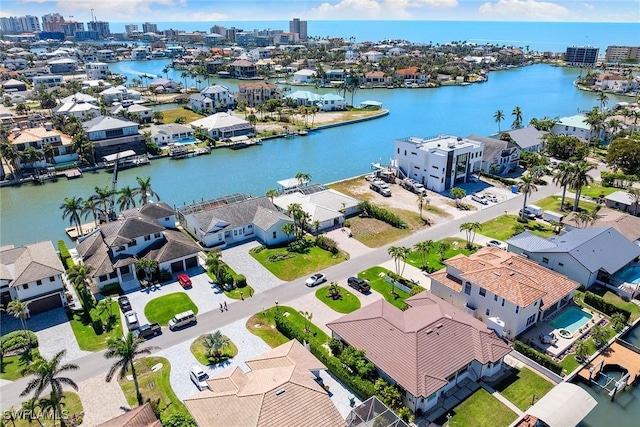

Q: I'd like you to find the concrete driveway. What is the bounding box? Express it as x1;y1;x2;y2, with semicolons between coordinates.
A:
221;241;284;293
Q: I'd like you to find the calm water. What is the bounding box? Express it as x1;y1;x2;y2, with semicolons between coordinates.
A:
108;21;640;52
0;64;627;247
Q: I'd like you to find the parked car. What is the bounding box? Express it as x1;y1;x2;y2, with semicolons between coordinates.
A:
117;296;131;312
485;193;498;203
347;277;370;293
486;240;507;250
134;323;162;339
471;193;488;205
168;310;197;331
124;310;139;330
525;204;544;217
177;273;192;289
190;366;209;390
370;180;391;197
519;209;537;220
305;273;327;287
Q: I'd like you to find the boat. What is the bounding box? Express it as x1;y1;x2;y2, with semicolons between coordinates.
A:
169;145;189;159
297;130;308;136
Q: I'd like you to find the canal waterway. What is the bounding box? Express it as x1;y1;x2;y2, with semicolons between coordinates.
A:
0;64;627;247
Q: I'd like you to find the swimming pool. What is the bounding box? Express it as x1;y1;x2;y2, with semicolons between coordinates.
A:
174;137;198;145
619;265;640;285
551;307;592;334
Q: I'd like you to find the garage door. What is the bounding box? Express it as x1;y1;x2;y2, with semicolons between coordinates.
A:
170;260;184;273
28;293;63;315
184;256;198;269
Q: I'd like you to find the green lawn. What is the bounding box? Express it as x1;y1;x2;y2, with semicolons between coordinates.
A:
348;216;411;247
559;322;617;375
358;267;411;310
144;292;199;326
119;357;191;421
406;237;477;271
0;348;40;381
578;183;618;199
157;108;204;124
435;388;518;427
205;269;255;300
250;244;346;281
496;368;554;411
246;308;290;348
68;301;123;351
480;214;555;241
603;291;640;322
10;392;83;427
315;285;361;313
534;195;599;214
190;334;238;366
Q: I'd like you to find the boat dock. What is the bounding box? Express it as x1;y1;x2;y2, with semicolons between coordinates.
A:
65;222;98;240
578;340;640;385
217;136;261;149
61;168;83;179
170;145;211;159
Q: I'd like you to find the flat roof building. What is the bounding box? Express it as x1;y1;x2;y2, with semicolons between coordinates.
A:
565;46;599;67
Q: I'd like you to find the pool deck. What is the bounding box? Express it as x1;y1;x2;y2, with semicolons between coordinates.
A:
578;341;640;383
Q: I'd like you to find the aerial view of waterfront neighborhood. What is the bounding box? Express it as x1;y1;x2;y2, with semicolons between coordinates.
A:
1;0;640;426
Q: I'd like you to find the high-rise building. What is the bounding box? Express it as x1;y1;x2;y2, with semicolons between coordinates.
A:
605;45;640;63
565;46;599;67
0;17;21;33
210;25;225;36
124;24;138;35
0;15;40;33
88;21;110;38
142;22;158;33
19;15;41;32
42;13;65;32
60;21;84;37
289;18;307;40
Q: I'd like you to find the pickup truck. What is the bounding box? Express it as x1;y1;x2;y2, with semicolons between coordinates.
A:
347;277;371;293
134;323;162;339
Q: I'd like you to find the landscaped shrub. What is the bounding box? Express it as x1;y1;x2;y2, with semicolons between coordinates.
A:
267;253;296;262
316;235;339;255
583;292;631;321
357;201;407;229
58;240;74;270
250;245;267;253
479;172;517;186
235;274;247;288
513;341;563;375
601;171;638;188
91;318;104;335
158;269;173;283
100;282;123;296
329;338;344;357
0;330;38;351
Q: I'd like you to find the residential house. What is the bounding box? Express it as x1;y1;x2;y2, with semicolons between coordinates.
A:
468;134;519;175
47;58;77;74
564;207;640;243
604;191;640;215
85;62;109;80
130;46;151;60
0;241;67;314
236;82;281;108
7;123;77;167
228;59;257;78
96;402;160;427
184;340;345;427
317;93;347;111
0;78;27;92
82;116;145;159
551;114;602;141
148;78;180;93
392;135;483;192
362;71;391;86
273;188;360;231
149;123;195;146
503;126;546;153
188;85;233;114
395;66;428;84
94;50;117;62
327;292;511;414
54;95;101;121
190;112;254;139
76;202;201;292
109;104;153;123
32;75;63;88
178;195;293;248
595;72;638;93
362;50;383;62
430;247;581;340
506;227;640;288
99;85;142;105
292;69;316;84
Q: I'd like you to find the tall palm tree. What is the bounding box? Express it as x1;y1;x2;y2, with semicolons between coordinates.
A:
597;91;609;110
417;193;426;220
0;141;20;175
133;176;160;205
42;143;56;165
202;330;230;358
6;300;30;335
205;249;222;273
67;264;95;309
20;350;79;427
413;240;434;270
81;198;102;227
569;161;596;212
105;333;158;406
436;240;451;262
459;222;482;249
628;187;640;216
552;162;573;211
91;186;114;220
117;186;137;212
493;109;505;133
387;246;410;294
265;188;279;203
517;173;538;219
511;106;523;129
20;146;44;171
294;172;311;186
60;196;84;237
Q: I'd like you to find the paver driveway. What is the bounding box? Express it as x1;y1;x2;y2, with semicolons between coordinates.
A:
221;241;285;293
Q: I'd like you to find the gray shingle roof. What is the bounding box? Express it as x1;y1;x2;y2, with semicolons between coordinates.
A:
187;197;286;234
252;206;292;231
201;85;230;95
0;241;64;287
505;126;546;150
83;116;137;133
121;202;175;222
100;216;166;247
139;230;201;263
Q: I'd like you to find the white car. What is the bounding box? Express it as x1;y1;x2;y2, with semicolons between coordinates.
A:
471;193;488;205
486;240;507;250
485;193;498;203
124;311;139;330
190;366;209;390
305;273;327;287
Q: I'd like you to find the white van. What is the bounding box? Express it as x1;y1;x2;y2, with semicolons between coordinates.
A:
525;205;544;217
168;310;197;331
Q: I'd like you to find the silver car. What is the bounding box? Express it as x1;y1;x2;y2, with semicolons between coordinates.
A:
190;366;209;390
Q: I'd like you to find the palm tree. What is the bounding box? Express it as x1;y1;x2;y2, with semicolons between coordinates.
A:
133;176;160;205
135;258;158;283
574;339;589;362
265;188;279;203
294;172;311;186
60;196;84;236
298;311;313;333
105;332;158;406
180;71;188;91
42;143;56;165
569;161;595;212
590;325;608;347
413;240;434;270
387;246;410;294
97;296;115;321
20;146;44;171
552;162;573;211
628;187;640;216
20;350;78;427
117;186;137;212
0;141;20;175
81;198;102;227
67;264;95;309
450;187;466;208
459;222;482;249
417;193;427;220
511;106;523;129
91;186;114;220
494;109;505;133
517;173;538;220
610;312;627;332
202;330;230;359
436;241;451;262
597;91;609;110
6;300;30;335
205;249;222;273
162;66;169;79
281;222;295;243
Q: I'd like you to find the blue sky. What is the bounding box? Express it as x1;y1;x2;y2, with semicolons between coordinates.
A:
2;0;638;23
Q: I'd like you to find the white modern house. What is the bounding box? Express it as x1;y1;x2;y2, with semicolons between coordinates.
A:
506;227;640;288
178;195;293;248
292;69;316;83
0;241;67;314
273;188;360;231
32;75;63;88
430;247;581;340
149;123;195;146
392;135;483;192
190;112;254;139
284;90;347;111
551;114;602;141
99;85;142;105
85;62;109;80
188;85;233;114
109;103;153;123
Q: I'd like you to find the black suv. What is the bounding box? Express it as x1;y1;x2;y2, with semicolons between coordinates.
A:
117;296;131;312
134;323;162;339
347;277;370;293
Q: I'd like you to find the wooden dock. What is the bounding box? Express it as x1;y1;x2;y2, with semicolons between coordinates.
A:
65;222;98;240
578;341;640;382
61;168;83;179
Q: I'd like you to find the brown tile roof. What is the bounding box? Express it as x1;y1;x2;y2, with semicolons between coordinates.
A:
327;293;511;398
565;207;640;242
0;241;64;287
184;340;344;427
96;403;161;427
435;247;580;308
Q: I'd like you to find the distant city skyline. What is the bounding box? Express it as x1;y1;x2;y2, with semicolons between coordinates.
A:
1;1;638;24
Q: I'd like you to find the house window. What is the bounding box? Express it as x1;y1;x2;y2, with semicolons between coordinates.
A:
36;280;42;286
116;245;125;252
128;240;137;248
144;235;151;241
558;262;564;267
494;295;498;302
165;217;170;221
23;284;29;289
49;276;55;282
542;257;549;264
526;314;536;326
109;272;118;279
479;287;486;297
273;231;277;239
486;308;490;316
502;298;505;306
464;282;471;295
99;275;108;282
515;306;520;314
154;233;161;238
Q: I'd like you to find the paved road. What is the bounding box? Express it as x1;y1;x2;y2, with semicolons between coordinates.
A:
0;181;561;409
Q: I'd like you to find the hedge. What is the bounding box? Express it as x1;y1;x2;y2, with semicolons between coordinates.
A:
316;236;339;255
58;240;74;270
513;341;563;375
1;330;38;352
275;313;375;399
584;292;631;321
479;172;517;186
357;201;407;229
100;282;123;297
601;171;638;188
